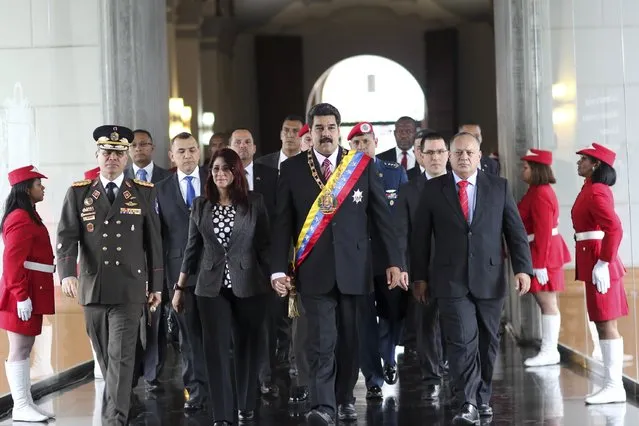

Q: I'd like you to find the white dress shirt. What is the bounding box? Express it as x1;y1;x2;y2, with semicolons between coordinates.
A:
100;173;125;198
177;167;201;203
452;170;478;223
395;147;416;170
245;162;254;191
277;150;293;171
271;148;340;281
132;162;155;182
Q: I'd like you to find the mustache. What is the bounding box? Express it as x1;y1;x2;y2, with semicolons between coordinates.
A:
320;137;333;144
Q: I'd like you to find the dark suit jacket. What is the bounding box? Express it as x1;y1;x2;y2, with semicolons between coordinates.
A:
124;163;172;184
155;167;209;290
396;173;427;273
271;149;403;295
251;162;278;218
255;151;280;171
480;155;500;176
407;166;422;181
377;147;417;175
410;172;532;299
181;193;271;298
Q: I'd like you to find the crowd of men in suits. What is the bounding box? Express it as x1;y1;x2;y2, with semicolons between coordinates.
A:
58;105;531;426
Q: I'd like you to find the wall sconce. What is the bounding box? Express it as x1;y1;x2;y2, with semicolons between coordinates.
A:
200;112;215;145
552;104;576;125
169;97;194;138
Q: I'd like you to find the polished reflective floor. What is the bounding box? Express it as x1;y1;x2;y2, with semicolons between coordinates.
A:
1;336;638;425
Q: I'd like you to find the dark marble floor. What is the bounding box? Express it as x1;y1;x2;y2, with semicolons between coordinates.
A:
2;337;638;425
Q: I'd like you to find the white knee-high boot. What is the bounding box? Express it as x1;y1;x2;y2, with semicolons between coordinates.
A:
29;324;54;381
585;338;626;404
525;314;561;367
5;359;48;422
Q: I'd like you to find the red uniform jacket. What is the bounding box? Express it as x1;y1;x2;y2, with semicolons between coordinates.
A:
518;184;571;270
0;209;55;315
571;178;625;282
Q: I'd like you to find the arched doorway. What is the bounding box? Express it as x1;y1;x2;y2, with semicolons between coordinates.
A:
307;55;426;153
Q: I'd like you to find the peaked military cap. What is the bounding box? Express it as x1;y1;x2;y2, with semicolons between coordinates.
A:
93;125;134;151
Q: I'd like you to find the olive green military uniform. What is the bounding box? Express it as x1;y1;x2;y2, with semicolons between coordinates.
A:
56;175;162;425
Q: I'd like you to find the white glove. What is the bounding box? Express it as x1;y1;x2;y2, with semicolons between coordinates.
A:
533;268;549;285
592;260;610;294
17;298;32;321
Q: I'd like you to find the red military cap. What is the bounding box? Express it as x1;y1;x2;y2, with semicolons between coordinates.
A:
347;122;375;141
521;149;552;165
577;142;616;167
8;165;47;186
298;124;309;137
84;167;100;180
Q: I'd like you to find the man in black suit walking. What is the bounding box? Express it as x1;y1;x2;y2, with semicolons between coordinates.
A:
256;115;304;171
410;132;532;425
156;132;209;412
124;129;172;183
271;103;405;426
376;116;417;174
229;128;280;397
396;132;449;402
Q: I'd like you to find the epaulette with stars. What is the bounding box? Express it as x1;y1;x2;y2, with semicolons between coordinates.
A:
72;179;91;187
382;160;400;169
133;179;154;188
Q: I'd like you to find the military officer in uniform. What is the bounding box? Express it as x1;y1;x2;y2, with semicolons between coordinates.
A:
56;125;163;426
347;122;408;399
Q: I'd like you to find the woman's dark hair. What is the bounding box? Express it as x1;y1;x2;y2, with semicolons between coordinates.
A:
588;155;617;186
1;178;42;233
205;148;249;208
527;161;557;186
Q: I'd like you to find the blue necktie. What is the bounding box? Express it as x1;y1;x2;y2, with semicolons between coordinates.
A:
185;176;195;208
136;169;148;182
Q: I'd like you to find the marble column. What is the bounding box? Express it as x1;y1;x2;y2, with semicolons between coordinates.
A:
494;0;542;342
200;18;237;138
175;27;202;143
100;0;170;164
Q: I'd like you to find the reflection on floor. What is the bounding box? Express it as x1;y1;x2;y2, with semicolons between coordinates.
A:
1;336;637;425
558;269;638;381
0;287;92;395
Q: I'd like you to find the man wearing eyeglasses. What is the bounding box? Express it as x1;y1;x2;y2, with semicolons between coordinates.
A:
124;129;171;184
396;132;449;402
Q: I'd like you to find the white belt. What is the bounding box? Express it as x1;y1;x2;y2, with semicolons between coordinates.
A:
527;227;559;243
23;261;55;274
575;230;605;241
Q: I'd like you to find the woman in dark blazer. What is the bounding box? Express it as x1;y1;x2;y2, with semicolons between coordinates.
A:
173;148;270;426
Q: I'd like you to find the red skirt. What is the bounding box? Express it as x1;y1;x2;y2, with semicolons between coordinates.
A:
529;268;565;293
0;311;43;336
585;278;629;322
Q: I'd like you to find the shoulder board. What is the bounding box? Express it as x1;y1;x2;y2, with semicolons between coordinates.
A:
72;179;91;187
382;160;400;169
133;179;154;187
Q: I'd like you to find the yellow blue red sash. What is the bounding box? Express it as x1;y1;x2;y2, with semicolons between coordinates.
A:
294;150;370;268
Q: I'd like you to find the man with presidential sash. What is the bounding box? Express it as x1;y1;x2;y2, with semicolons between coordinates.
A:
271;103;406;426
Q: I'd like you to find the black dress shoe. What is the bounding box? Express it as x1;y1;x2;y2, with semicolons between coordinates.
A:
478;403;493;417
366;385;383;400
288;385;309;402
184;401;204;411
145;379;161;392
260;382;280;398
422;384;441;401
338;403;358;421
238;410;254;421
453;402;480;425
306;409;335;425
383;364;398;385
213;422;232;426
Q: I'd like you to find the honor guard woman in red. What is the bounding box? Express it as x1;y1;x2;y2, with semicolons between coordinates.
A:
518;149;571;367
0;165;55;422
572;143;627;405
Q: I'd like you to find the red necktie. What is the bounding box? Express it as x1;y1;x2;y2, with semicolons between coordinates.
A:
322;158;332;181
401;151;408;170
457;180;469;221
